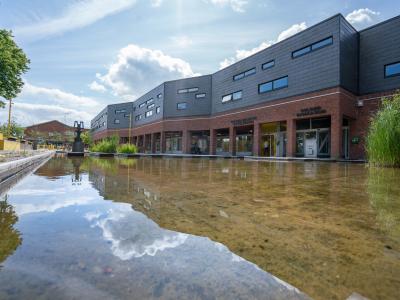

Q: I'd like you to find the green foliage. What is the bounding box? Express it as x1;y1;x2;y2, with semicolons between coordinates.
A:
0;30;30;107
90;135;119;153
117;143;138;154
0;121;24;138
366;92;400;167
81;131;92;146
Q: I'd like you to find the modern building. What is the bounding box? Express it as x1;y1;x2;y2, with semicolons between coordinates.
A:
91;13;400;159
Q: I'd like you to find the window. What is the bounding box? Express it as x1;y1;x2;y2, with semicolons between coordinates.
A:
124;114;131;118
222;94;232;103
177;102;187;110
292;36;333;58
262;60;275;70
114;119;120;124
157;93;163;99
135;114;143;121
222;90;242;103
232;90;242;100
146;98;154;104
259;76;288;93
233;67;256;81
145;110;153;118
178;87;198;94
133;106;136;111
147;103;155;109
156;106;161;114
139;103;145;108
196;93;206;99
273;76;288;89
115;109;126;114
385;62;400;78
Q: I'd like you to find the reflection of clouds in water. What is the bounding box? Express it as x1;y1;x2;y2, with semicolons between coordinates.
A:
9;187;66;196
89;208;187;260
213;241;246;263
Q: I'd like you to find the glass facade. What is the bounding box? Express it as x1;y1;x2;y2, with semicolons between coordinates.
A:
165;132;182;153
190;131;209;154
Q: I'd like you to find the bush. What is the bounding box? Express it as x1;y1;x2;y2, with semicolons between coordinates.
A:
90;135;118;153
117;143;138;154
366;91;400;167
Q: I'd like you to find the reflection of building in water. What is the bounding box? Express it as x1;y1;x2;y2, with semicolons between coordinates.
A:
0;196;22;266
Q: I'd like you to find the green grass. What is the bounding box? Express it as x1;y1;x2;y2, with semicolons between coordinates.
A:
366;91;400;167
117;143;138;154
90;135;118;153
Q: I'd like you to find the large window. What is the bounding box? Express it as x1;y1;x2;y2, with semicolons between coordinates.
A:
292;36;333;58
258;76;288;94
233;68;256;81
177;102;187;110
262;60;275;70
385;62;400;78
178;87;198;94
145;110;153;118
222;90;242;103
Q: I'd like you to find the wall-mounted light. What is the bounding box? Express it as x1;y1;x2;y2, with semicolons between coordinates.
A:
356;100;364;107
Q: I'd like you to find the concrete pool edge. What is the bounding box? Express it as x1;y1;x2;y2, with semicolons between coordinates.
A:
0;150;55;186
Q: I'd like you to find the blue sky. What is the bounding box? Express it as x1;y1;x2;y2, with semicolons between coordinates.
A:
0;0;398;126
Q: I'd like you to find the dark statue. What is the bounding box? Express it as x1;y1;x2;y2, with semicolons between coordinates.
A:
72;121;84;153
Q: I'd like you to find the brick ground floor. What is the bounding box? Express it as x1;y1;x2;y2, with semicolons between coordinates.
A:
93;87;395;160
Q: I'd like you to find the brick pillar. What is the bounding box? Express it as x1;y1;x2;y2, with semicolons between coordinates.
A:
209;129;216;155
286;119;296;157
182;130;190;154
252;122;260;156
150;133;156;153
229;126;236;156
331;112;342;159
142;135;147;153
160;131;166;153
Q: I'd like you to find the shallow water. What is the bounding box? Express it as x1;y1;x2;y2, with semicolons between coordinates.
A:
0;156;399;300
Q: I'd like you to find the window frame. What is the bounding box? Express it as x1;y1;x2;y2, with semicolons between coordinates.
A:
145;110;153;118
233;67;256;81
114;119;120;124
156;106;161;114
258;76;288;94
384;61;400;78
232;90;243;101
222;94;232;103
147;103;155;109
292;36;333;59
262;60;275;70
177;102;188;110
195;93;206;99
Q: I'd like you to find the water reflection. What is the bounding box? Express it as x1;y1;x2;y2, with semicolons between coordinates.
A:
0;197;22;268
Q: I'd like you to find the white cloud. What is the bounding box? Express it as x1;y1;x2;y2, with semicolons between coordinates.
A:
346;8;380;27
88;81;107;93
170;35;193;48
96;44;199;100
219;22;307;69
206;0;249;13
14;0;138;39
151;0;163;7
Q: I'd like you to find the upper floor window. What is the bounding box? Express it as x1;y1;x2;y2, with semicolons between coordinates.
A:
124;114;130;118
135;114;143;121
114;119;120;124
292;36;333;58
147;103;155;109
196;93;206;99
145;110;153;118
157;93;163;99
177;87;198;94
156;106;161;114
385;62;400;78
177;102;187;110
262;60;275;70
146;98;154;104
259;76;288;94
222;90;242;103
233;68;256;81
133;106;136;111
115;109;126;114
139;102;145;108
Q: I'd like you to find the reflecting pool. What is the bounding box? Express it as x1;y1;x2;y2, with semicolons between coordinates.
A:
0;156;399;300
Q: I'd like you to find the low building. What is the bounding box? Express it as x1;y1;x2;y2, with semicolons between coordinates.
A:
24;120;76;149
91;13;400;159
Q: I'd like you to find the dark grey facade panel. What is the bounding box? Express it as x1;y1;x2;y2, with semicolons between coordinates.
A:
359;16;400;94
107;102;134;130
132;83;164;126
339;16;359;94
91;106;108;134
211;15;341;114
164;75;212;118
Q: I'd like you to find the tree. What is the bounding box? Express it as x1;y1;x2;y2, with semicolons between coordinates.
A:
81;131;92;146
0;30;30;108
0;121;24;138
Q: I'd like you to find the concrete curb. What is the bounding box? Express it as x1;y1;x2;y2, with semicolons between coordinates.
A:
0;151;55;184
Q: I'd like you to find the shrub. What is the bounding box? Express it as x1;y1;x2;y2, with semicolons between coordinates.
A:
90;135;118;153
117;143;138;154
366;91;400;167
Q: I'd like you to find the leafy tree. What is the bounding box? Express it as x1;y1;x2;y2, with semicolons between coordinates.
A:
81;131;93;146
0;121;24;138
0;30;30;108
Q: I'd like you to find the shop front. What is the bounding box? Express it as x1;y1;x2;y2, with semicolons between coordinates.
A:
190;131;209;154
295;117;331;158
165;131;182;154
216;129;230;155
235;126;253;156
259;122;287;157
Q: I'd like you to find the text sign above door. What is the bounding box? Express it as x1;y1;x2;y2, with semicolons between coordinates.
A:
297;106;327;117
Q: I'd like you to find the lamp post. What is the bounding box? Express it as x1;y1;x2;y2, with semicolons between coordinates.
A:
7;98;13;137
128;113;132;144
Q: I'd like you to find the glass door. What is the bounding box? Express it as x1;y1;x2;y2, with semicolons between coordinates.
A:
261;134;275;157
317;129;330;157
342;127;349;159
304;131;317;158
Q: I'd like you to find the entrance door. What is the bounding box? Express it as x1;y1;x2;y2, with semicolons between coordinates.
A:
342;127;349;159
304;131;317;158
261;134;275;157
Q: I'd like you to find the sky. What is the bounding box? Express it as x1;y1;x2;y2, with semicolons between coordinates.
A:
0;0;398;127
